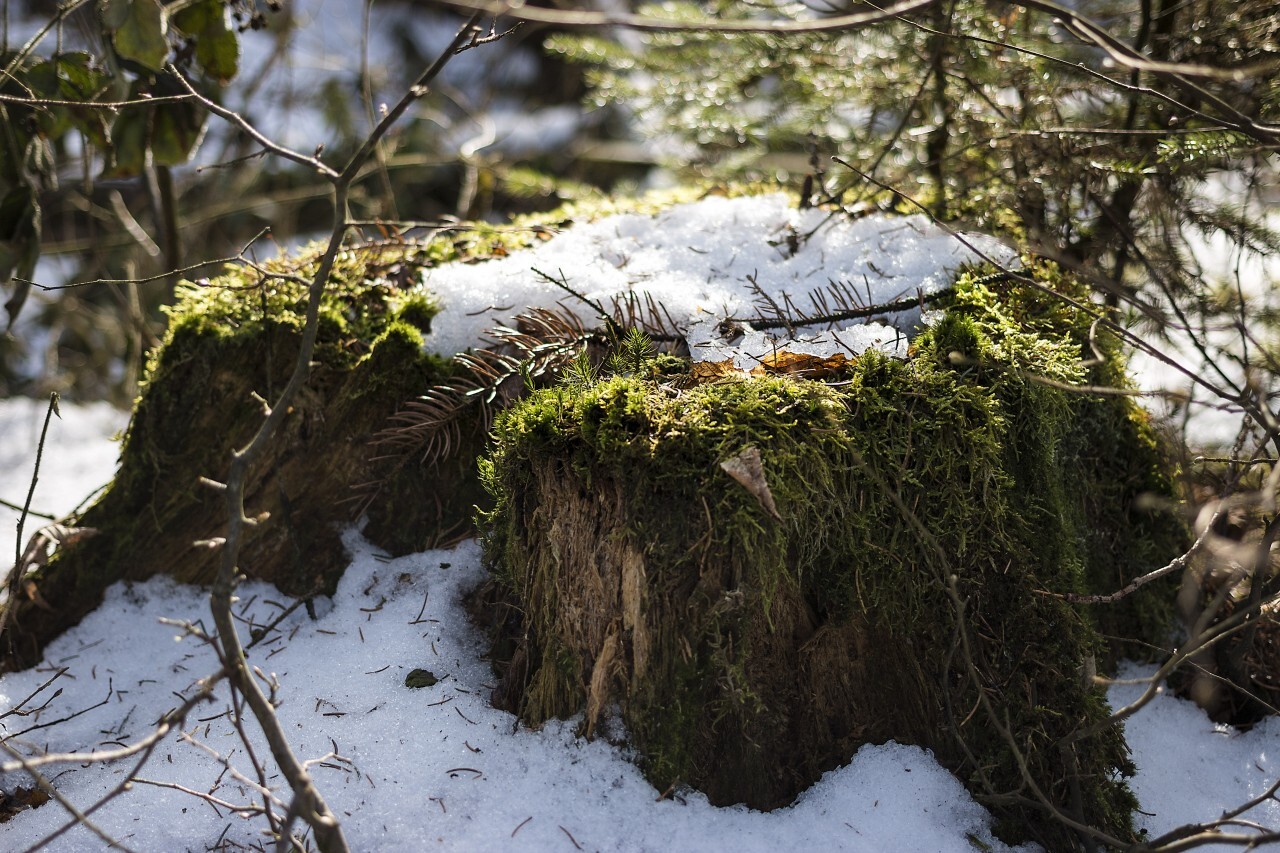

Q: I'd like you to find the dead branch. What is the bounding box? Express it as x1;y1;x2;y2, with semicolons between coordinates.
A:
2;394;59;660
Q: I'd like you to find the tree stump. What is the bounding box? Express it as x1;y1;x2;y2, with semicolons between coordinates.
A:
2;245;488;671
0;187;728;671
479;266;1186;848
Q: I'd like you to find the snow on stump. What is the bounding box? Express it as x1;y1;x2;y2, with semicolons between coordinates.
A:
479;267;1185;848
2;246;487;671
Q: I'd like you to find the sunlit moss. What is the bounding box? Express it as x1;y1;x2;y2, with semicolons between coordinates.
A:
2;186;772;673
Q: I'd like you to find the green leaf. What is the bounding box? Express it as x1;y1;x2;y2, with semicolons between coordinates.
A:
111;0;170;74
149;72;207;165
0;184;40;328
21;61;73;138
104;75;209;176
98;0;131;30
50;53;113;101
105;102;149;178
195;26;239;84
174;0;240;85
170;0;216;34
24;54;113;143
150;99;207;165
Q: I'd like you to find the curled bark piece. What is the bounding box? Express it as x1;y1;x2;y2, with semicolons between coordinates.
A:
720;446;781;521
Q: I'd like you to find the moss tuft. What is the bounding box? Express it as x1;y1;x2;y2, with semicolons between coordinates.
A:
3;243;469;671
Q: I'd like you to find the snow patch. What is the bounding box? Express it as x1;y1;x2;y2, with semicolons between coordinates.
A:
418;193;1019;367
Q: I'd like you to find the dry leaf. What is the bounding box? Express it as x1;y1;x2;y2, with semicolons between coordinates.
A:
690;359;744;382
14;523;101;577
751;350;851;379
720;446;781;521
0;785;51;823
23;579;52;611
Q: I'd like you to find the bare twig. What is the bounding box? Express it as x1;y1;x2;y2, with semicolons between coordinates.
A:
425;0;941;33
0;739;136;853
2;393;60;657
194;12;492;853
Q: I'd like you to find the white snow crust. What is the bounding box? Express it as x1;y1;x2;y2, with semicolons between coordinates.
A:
418;193;1018;368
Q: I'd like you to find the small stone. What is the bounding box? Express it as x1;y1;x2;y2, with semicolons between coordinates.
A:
404;668;438;689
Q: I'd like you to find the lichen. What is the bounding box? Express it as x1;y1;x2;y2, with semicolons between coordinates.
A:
479;262;1186;848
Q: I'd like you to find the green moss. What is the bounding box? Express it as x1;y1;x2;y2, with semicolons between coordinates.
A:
5;241;482;670
946;261;1186;657
480;263;1186;847
392;296;438;335
7;185;806;673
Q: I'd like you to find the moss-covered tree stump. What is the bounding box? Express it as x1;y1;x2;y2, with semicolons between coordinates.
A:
479;267;1185;848
2;246;488;671
0;187;747;671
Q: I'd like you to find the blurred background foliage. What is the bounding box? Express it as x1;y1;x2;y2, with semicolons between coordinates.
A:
0;0;640;404
555;1;1280;309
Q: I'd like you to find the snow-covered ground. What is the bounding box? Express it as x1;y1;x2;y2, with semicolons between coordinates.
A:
0;397;128;569
2;194;1278;850
0;403;1276;851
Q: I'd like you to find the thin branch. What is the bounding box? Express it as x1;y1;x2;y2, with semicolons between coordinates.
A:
0;739;137;853
167;68;341;179
1012;0;1280;144
1;672;220;772
129;777;265;816
0;92;195;108
339;12;484;185
0;497;55;521
3;394;59;658
886;3;1244;140
0;0;92;88
0;666;67;722
423;0;941;33
197;13;496;853
831;155;1277;430
21;229;271;291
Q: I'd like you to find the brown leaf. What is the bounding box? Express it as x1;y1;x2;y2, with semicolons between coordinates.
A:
15;523;101;575
751;350;851;379
690;359;744;382
720;446;781;521
23;580;52;611
0;785;51;822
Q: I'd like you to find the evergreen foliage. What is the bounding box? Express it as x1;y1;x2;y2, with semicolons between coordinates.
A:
552;1;1280;310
